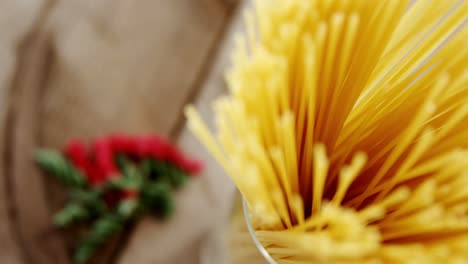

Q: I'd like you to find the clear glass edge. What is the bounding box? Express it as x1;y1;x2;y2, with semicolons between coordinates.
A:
242;198;278;264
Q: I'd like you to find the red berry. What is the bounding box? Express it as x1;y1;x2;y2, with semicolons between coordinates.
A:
64;139;89;170
146;136;169;159
92;137;120;182
180;158;203;174
122;189;139;199
163;143;202;174
164;143;181;161
109;134;133;153
103;189;122;208
133;136;151;157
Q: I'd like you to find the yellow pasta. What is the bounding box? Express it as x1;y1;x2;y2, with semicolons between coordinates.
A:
186;0;468;263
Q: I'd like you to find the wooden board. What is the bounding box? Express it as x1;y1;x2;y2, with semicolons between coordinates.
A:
2;0;238;263
117;2;246;263
0;0;51;263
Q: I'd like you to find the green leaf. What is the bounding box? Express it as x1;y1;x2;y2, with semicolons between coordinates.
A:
150;159;189;188
167;167;188;189
110;155;143;190
149;159;170;183
114;153;127;170
74;243;94;264
108;174;142;190
115;154;136;177
93;214;123;237
74;214;124;264
139;158;153;178
69;189;106;215
117;199;139;219
36;149;86;188
53;202;89;227
142;182;174;218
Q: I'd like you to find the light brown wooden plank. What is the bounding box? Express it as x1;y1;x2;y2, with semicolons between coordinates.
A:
178;2;265;263
4;0;235;263
0;0;52;263
118;2;247;263
177;3;248;264
35;0;232;263
9;12;72;264
40;0;230;145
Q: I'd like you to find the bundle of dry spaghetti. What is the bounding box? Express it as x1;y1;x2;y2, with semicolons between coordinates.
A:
186;0;468;263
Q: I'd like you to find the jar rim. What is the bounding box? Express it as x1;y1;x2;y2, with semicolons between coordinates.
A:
242;199;278;264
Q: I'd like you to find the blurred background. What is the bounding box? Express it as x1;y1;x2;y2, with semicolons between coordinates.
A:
0;0;252;263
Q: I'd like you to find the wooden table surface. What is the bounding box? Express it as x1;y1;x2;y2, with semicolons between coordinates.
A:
0;0;244;263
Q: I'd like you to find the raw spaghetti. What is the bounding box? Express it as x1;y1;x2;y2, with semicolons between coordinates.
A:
186;0;468;263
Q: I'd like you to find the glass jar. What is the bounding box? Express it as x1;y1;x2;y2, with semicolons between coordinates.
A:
242;199;277;264
227;193;272;264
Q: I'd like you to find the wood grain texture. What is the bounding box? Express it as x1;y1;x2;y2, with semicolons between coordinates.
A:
10;37;72;264
118;2;247;263
40;0;230;144
39;0;232;263
178;3;254;264
2;0;239;263
9;9;73;264
0;0;53;263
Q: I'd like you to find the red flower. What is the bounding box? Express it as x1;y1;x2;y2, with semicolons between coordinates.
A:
178;157;203;174
144;136;169;159
103;189;139;208
165;143;203;174
109;134;135;153
64;134;202;188
103;189;121;208
122;189;139;199
133;136;151;157
92;137;120;184
110;134;160;158
64;139;89;172
87;165;104;186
